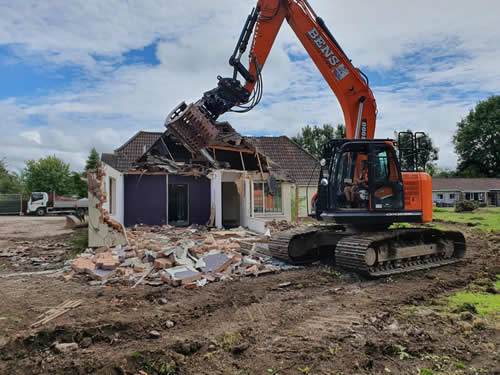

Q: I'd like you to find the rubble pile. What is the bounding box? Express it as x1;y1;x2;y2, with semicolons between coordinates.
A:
70;225;278;288
266;219;297;233
0;239;68;270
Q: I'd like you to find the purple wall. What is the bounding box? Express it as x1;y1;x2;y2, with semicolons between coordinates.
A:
124;174;211;227
168;175;211;226
124;175;167;227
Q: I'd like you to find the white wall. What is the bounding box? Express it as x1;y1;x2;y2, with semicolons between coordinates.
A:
102;163;124;224
298;185;317;218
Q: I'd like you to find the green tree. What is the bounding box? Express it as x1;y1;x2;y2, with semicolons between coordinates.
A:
453;95;500;177
85;147;100;172
0;158;24;194
292;124;346;158
433;168;458;178
395;130;439;174
23;156;72;195
69;172;88;198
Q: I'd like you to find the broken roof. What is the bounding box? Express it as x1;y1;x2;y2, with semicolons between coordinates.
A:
100;125;313;184
246;136;319;186
432;178;500;191
103;131;163;172
134;128;293;180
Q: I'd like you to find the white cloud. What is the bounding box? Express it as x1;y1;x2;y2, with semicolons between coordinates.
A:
20;130;42;145
0;0;499;172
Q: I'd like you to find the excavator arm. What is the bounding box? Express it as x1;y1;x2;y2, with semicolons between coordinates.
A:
198;0;377;140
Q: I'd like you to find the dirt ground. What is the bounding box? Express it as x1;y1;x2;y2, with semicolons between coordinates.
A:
0;216;72;243
0;217;498;375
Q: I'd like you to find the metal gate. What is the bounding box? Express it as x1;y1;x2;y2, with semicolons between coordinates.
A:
0;194;23;215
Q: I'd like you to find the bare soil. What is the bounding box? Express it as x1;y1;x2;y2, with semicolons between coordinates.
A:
0;216;72;240
0;217;498;375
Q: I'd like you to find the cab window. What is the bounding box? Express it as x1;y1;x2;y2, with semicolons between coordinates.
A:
31;193;44;201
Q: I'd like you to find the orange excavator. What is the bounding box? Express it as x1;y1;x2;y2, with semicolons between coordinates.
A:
166;0;466;276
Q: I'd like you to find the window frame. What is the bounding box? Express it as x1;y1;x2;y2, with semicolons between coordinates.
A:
253;181;283;216
31;193;44;202
109;177;116;215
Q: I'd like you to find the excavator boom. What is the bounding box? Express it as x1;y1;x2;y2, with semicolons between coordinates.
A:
199;0;376;140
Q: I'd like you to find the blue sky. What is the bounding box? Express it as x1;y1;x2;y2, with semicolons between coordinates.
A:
0;0;498;172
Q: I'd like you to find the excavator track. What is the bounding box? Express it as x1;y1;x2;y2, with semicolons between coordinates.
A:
335;228;466;277
268;225;345;264
268;227;466;276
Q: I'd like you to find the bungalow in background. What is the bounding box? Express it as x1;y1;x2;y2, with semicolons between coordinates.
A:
432;178;500;207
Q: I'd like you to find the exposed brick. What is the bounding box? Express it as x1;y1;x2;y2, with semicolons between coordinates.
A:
227;242;241;250
154;258;174;270
95;246;110;254
71;257;96;273
184;282;198;289
245;265;258;275
96;257;120;270
134;263;146;273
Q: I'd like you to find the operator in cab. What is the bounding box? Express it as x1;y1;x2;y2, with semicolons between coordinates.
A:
344;159;368;207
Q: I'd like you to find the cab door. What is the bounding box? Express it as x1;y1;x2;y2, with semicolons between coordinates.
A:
369;145;404;211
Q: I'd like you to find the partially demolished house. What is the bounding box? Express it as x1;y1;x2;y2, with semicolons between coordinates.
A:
90;121;318;247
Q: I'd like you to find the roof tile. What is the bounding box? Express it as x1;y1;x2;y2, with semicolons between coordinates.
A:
245;136;319;185
432;178;500;191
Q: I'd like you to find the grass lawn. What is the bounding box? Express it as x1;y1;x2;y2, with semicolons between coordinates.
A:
433;206;500;232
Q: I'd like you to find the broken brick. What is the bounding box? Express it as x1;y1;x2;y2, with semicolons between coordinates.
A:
71;257;96;273
154;258;175;270
94;252;120;270
133;263;146;273
227;242;241;250
245;265;259;275
95;246;110;254
183;281;198;289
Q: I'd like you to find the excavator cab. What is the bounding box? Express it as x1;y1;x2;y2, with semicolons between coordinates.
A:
316;139;407;226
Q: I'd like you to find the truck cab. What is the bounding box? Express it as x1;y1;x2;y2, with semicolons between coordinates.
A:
27;192;49;216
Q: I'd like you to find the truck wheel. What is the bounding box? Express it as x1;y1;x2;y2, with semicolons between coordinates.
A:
36;208;46;216
76;208;86;217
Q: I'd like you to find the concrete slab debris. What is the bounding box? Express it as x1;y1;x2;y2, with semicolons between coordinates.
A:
161;265;202;286
195;251;232;274
88;268;115;281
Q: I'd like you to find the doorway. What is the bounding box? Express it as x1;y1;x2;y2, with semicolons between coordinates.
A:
222;182;240;228
168;184;189;226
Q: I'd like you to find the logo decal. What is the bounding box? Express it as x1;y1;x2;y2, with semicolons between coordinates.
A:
360;120;367;139
307;28;349;80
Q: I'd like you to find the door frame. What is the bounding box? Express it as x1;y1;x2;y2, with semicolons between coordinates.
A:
168;182;190;226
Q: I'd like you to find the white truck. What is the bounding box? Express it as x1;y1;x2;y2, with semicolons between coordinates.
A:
27;192;88;216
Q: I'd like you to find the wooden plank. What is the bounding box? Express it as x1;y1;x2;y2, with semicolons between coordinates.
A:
256;153;265;180
210;145;253;154
240;152;246;171
31;300;82;328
